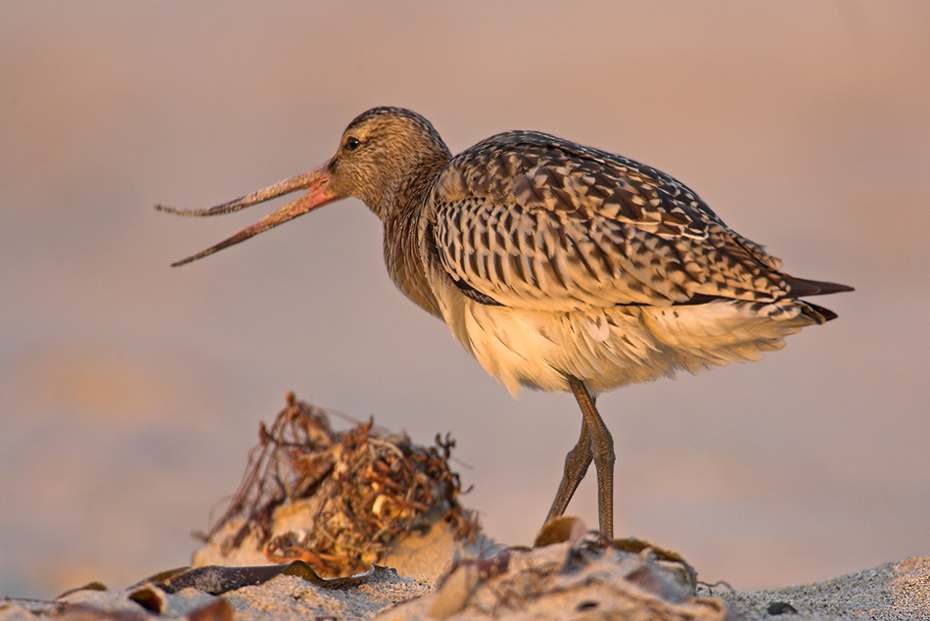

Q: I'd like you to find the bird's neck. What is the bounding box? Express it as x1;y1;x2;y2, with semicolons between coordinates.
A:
380;154;449;319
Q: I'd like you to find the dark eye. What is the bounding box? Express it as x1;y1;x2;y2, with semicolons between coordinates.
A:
345;136;360;151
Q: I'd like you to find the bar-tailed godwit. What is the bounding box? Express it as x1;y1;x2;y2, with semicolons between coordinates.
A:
158;107;852;538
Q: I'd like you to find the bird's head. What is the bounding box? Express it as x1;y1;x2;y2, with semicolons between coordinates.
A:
156;107;450;267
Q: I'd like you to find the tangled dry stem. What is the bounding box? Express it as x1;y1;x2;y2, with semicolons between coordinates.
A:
203;392;479;577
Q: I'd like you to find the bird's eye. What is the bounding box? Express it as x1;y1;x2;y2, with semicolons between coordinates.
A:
345;136;361;151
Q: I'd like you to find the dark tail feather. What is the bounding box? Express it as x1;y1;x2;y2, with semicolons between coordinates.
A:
801;301;840;324
781;275;852;324
783;275;854;297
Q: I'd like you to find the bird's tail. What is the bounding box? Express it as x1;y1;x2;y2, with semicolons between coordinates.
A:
781;275;853;324
799;301;840;324
783;275;854;298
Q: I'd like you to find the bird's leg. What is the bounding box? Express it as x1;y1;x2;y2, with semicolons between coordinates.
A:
546;412;593;523
569;376;615;539
545;376;615;538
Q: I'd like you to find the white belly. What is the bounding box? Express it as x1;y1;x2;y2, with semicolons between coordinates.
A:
434;282;815;397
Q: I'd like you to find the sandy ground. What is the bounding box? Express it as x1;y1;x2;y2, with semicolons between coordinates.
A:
715;557;930;620
3;540;927;620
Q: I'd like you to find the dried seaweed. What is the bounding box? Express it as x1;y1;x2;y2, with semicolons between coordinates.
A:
137;561;396;595
200;392;479;577
420;526;714;620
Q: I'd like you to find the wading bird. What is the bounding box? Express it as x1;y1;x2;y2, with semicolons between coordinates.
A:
158;107;852;539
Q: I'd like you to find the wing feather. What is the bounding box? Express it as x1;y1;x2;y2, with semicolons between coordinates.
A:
429;131;793;312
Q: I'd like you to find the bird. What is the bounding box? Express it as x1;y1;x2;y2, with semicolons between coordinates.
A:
157;107;852;540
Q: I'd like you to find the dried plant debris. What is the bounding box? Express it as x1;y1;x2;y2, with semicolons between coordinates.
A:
6;562;428;621
378;518;730;621
5;596;235;621
127;561;398;597
56;581;110;599
198;392;480;578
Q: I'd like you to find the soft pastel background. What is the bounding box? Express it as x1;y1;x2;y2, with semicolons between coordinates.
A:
2;1;928;599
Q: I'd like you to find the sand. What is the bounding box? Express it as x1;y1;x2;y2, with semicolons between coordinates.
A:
3;530;927;620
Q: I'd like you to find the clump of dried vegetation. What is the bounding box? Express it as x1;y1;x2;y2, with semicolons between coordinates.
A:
198;392;479;577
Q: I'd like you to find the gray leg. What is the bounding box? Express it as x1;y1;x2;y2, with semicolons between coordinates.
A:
546;414;593;521
545;376;615;539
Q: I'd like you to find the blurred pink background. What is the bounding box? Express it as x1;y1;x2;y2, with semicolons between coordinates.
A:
2;1;928;599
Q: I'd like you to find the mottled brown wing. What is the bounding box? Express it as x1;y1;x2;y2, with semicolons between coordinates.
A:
430;131;792;311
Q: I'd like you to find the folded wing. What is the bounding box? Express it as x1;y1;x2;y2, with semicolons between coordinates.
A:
430;131;804;312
